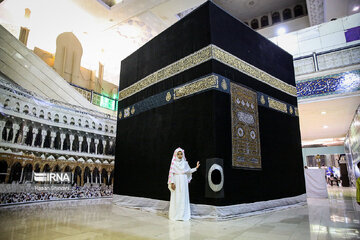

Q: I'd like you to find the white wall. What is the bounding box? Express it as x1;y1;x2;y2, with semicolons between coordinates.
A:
268;13;360;58
302;145;345;166
325;0;350;22
257;16;310;39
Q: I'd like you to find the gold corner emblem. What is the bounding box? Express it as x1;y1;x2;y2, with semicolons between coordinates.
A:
260;95;266;105
289;106;293;114
221;79;227;90
166;92;172;102
119;111;122;119
131;106;135;115
124;107;130;117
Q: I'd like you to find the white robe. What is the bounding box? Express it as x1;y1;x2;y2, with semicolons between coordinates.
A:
168;163;196;221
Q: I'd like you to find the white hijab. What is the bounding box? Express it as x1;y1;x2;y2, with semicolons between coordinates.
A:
168;147;192;185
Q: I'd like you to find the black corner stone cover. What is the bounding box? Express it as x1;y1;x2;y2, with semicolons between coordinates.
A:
115;1;305;206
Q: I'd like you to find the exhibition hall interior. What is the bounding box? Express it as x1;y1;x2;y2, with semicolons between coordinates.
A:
0;0;359;239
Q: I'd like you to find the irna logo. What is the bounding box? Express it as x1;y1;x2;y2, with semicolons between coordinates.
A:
34;172;72;183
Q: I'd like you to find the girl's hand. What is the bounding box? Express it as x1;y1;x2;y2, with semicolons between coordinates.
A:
171;183;176;190
196;161;200;169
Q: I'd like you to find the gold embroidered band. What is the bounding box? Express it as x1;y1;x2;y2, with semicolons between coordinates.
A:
174;75;219;100
268;97;288;114
118;45;297;101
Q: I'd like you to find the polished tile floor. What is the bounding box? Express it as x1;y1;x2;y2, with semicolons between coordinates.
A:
0;187;359;240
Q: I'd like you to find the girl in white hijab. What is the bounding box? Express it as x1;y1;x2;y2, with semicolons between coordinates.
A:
168;147;200;221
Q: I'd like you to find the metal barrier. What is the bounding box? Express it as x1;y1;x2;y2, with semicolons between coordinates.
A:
70;84;118;111
294;44;360;76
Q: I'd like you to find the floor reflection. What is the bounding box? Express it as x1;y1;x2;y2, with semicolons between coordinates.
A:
0;187;358;240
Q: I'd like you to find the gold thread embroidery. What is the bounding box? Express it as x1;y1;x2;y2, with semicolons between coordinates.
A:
166;92;172;102
118;78;299;119
294;107;299;116
174;75;218;100
118;45;297;101
124;107;130;118
268;97;288;113
119;45;212;101
221;79;228;90
231;82;261;169
260;95;266;104
212;46;297;97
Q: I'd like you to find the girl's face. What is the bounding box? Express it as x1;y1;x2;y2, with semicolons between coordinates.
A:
177;151;183;159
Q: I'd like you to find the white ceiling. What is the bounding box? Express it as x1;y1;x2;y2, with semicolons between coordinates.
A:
0;0;206;85
298;95;360;141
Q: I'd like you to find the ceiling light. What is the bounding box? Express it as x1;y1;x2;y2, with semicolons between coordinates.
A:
353;6;359;11
277;27;286;36
321;111;326;115
323;125;328;129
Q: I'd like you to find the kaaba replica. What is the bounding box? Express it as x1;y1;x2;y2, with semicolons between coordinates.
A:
114;1;306;217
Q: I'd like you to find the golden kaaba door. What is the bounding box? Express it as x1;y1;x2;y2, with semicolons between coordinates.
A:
230;82;261;169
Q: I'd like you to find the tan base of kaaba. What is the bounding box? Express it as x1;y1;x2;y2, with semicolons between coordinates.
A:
113;194;307;220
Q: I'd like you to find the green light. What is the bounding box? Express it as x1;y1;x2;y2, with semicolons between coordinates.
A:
99;95;116;110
